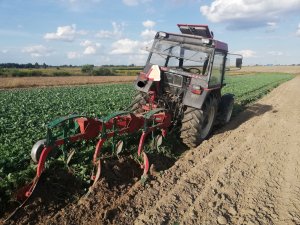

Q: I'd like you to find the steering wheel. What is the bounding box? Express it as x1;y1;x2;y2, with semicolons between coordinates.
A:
186;67;201;74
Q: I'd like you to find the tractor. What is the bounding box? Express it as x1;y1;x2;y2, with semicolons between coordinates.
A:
5;24;242;221
134;24;242;147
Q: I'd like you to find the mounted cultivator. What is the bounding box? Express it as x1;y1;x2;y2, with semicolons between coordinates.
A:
6;106;171;221
30;107;171;190
5;24;243;221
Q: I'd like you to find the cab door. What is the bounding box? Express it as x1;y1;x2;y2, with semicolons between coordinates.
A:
209;51;226;88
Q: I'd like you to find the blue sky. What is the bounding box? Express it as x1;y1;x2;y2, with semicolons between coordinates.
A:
0;0;300;66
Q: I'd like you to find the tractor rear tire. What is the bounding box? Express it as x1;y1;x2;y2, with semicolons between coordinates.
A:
218;94;234;126
131;92;146;113
180;96;218;148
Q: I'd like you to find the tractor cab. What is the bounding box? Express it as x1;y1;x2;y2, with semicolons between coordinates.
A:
136;24;241;109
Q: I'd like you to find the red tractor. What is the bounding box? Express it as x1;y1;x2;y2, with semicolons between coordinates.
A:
6;24;242;221
133;24;242;147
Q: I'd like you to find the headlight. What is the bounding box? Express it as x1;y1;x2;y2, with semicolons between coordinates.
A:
157;32;168;38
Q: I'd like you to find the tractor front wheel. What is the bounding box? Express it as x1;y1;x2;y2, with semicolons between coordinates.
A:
217;94;234;125
180;96;218;148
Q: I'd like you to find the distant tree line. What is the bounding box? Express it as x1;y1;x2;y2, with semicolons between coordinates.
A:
0;63;145;69
0;63;78;69
0;63;47;69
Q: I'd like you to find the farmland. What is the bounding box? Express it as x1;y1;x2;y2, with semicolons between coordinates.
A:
0;76;136;89
0;66;142;78
0;73;295;218
1;65;299;89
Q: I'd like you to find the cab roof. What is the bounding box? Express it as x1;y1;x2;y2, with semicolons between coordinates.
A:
176;24;228;52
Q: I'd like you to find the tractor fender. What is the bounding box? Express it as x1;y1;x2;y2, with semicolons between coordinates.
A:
183;88;210;109
183;77;215;109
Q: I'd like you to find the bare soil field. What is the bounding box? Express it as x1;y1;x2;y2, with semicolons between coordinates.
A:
0;76;136;89
0;66;299;89
2;76;300;224
229;65;300;75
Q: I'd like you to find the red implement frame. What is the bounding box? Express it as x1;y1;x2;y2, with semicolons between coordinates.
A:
22;109;171;199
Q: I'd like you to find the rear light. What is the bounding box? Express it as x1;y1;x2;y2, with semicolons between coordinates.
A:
191;85;202;95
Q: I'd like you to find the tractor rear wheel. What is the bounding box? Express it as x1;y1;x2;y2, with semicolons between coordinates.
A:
180;96;218;148
130;92;146;113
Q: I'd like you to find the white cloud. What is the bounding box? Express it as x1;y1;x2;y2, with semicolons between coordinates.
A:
268;51;283;56
95;22;124;39
266;22;278;32
67;0;101;2
44;24;86;42
123;0;139;6
1;50;8;54
122;0;152;6
143;20;156;28
296;23;300;37
141;20;156;40
110;39;140;54
67;51;81;59
83;46;97;55
58;0;102;11
110;19;156;55
80;40;101;55
22;45;53;57
110;38;152;55
128;54;148;65
200;0;300;29
234;50;257;58
141;29;156;40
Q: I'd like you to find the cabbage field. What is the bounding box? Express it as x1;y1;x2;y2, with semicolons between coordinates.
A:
0;73;294;213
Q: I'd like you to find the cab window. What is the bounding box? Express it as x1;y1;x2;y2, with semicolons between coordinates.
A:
209;51;225;87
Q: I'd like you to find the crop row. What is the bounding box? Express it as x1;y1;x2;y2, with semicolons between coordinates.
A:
0;73;294;214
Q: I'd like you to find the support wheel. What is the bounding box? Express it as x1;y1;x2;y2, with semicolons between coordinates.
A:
180;96;218;148
31;139;46;163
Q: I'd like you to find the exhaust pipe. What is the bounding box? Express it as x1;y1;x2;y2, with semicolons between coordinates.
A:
137;80;147;88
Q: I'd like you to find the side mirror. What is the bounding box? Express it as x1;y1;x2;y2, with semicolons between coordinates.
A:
236;58;242;68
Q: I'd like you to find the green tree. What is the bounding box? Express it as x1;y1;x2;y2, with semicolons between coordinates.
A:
81;64;94;74
92;68;115;76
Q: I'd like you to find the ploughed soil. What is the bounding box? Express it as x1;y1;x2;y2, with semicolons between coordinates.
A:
2;76;300;225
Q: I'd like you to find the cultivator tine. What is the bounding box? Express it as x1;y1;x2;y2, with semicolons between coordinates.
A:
116;140;124;155
92;160;101;186
138;131;148;156
66;149;76;166
141;152;150;178
90;138;106;187
4;176;40;222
